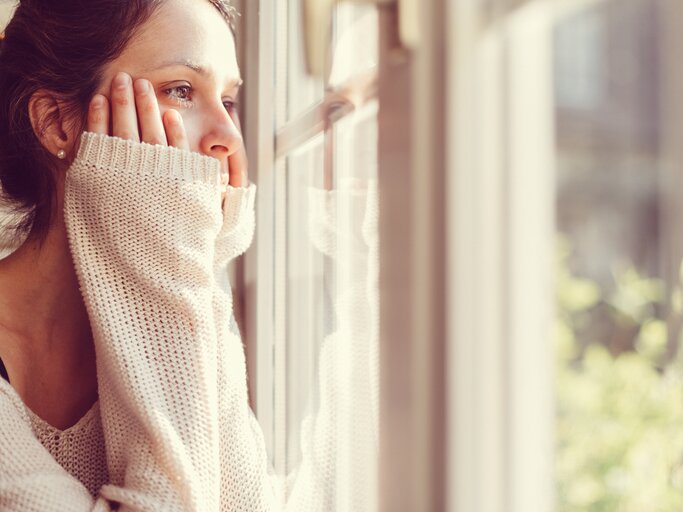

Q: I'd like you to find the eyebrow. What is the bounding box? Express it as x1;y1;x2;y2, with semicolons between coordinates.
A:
144;60;243;88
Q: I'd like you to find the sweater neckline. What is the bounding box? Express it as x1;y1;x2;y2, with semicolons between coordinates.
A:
27;400;100;435
0;377;100;434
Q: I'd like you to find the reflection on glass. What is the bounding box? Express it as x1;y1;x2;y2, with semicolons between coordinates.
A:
271;3;379;511
283;2;378;125
276;103;378;512
283;0;325;125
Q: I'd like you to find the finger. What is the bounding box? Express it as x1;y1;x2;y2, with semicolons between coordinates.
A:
163;109;189;151
227;109;247;187
134;78;167;146
110;72;140;142
87;94;109;135
228;144;247;188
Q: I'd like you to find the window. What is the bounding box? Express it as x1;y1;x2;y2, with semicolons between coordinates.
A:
237;0;449;509
444;0;683;511
237;0;381;509
235;0;683;510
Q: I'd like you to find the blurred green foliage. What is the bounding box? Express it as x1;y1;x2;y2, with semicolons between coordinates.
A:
556;237;683;511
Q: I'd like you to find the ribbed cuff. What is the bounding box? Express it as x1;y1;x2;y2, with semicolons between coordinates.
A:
76;132;222;186
221;182;256;232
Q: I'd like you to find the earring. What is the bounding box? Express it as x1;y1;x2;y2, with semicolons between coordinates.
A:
57;149;66;160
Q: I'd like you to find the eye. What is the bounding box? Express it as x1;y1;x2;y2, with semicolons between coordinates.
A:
223;99;237;112
162;84;193;106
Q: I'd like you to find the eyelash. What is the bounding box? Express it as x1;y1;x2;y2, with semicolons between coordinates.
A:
162;84;238;111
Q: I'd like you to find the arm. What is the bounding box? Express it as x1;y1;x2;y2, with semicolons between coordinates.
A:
211;183;284;511
64;132;225;510
0;155;272;512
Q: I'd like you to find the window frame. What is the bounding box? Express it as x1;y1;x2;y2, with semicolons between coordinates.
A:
237;0;452;509
238;0;383;472
237;1;556;511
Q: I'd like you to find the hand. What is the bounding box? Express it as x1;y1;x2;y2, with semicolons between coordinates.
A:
87;71;233;203
226;107;248;189
87;71;188;149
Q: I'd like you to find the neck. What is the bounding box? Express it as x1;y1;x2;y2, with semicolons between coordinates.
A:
0;196;95;400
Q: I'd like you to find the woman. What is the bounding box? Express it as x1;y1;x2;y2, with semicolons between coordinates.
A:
0;0;278;509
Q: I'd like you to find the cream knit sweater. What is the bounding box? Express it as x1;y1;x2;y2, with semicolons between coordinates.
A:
0;133;279;511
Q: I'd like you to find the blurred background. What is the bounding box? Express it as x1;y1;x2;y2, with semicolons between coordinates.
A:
554;0;683;510
230;0;683;507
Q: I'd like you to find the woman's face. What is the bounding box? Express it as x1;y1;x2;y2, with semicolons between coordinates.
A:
92;0;243;174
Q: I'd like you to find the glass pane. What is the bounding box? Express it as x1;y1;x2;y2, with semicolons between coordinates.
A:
280;2;378;125
284;133;325;475
283;0;325;125
553;1;683;510
328;4;378;89
269;2;379;509
276;106;378;510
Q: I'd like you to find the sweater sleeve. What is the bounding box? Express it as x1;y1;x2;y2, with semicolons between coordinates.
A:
209;184;284;511
215;184;256;270
63;132;226;511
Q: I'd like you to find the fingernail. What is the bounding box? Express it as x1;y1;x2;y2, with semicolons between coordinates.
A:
133;79;148;94
113;72;130;89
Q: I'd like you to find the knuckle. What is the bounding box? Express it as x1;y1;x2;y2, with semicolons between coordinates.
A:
169;129;186;146
147;136;165;146
117;129;138;141
88;109;103;126
113;94;130;108
142;100;157;115
170;128;185;143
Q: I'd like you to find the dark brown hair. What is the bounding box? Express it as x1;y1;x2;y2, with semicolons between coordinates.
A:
0;0;237;249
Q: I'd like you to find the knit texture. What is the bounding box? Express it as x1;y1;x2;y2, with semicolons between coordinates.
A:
0;132;274;511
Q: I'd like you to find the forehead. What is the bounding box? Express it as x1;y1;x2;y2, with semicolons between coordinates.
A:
111;0;239;79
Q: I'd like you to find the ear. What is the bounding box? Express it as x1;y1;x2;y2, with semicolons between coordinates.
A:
28;91;78;160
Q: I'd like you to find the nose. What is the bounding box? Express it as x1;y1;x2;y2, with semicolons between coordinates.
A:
199;106;243;161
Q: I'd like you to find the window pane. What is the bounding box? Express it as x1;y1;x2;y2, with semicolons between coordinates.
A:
268;3;380;509
279;2;378;126
276;108;379;510
282;0;325;125
284;133;325;475
328;5;378;89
